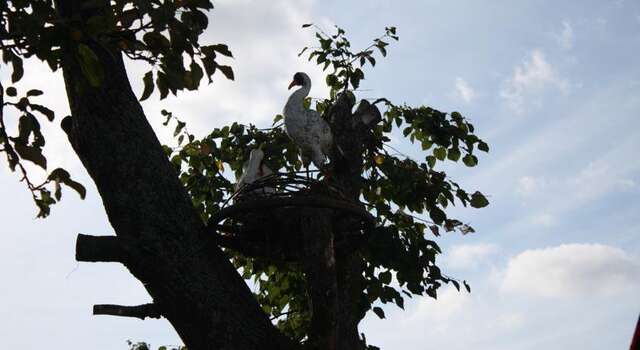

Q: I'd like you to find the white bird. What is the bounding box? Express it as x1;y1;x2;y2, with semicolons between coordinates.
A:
283;72;333;172
235;148;274;196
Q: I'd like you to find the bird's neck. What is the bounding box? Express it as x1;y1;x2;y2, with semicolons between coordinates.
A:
285;84;311;112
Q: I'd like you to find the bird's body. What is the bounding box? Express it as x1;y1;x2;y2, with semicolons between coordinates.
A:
235;148;274;196
283;72;333;170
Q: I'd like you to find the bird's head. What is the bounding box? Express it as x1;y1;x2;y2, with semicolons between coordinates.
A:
288;72;309;90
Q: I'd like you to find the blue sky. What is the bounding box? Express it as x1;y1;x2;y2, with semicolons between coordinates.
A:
1;1;639;349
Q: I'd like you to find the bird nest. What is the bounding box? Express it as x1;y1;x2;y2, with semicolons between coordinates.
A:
208;172;375;261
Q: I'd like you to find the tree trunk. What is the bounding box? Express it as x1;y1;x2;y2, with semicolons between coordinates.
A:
60;38;296;350
301;208;338;350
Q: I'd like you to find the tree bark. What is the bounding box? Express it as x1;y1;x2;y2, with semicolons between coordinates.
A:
327;95;381;350
59;31;297;350
301;208;338;350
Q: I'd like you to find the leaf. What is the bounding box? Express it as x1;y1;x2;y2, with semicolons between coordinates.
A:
462;154;477;167
174;121;186;137
302;23;313;28
433;147;446;161
451;279;460;291
372;306;385;319
429;225;440;236
54;180;62;200
190;61;204;89
463;280;471;293
77;44;104;87
379;271;392;284
140;71;154;101
377;45;387;57
14;143;47;169
30;104;55;121
211;44;233;57
470;191;489;208
27;89;43;97
216;159;224;171
6;86;17;96
426;155;436;168
429;207;446;225
48;168;86;199
218;65;234;80
478;141;489;152
373;154;384;165
447;148;461;161
11;56;24;83
156;73;169;99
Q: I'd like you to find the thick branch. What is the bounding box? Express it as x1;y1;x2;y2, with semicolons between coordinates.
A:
75;234;125;263
93;303;160;320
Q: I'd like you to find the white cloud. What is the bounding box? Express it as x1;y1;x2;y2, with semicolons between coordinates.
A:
501;244;640;298
413;286;471;322
568;159;638;200
500;49;569;113
135;0;332;140
446;243;498;269
528;213;556;227
453;77;476;103
555;20;574;50
516;176;547;197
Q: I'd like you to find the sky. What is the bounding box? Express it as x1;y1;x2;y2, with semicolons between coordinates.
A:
1;0;639;349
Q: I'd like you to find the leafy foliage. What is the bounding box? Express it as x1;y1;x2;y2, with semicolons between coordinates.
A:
0;82;85;217
1;0;232;216
164;25;489;343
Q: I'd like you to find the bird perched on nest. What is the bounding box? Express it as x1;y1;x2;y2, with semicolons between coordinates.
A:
283;72;334;174
235;148;274;196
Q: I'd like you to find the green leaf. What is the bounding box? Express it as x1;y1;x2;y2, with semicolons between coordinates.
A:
433;147;446;161
478;141;489;152
372;306;385;319
140;71;154;101
426;155;436;168
447;148;461;161
429;207;446;225
462;154;477;167
379;271;392;284
470;191;489;208
218;65;234;80
76;44;104;87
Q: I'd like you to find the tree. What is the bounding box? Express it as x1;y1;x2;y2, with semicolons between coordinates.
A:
1;2;488;350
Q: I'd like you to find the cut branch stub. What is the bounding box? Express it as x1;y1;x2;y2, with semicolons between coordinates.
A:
93;303;161;320
75;234;125;263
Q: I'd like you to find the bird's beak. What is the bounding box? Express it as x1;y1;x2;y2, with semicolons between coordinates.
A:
288;80;296;90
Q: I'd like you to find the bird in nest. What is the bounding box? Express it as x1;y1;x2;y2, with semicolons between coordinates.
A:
235;148;274;197
283;72;334;176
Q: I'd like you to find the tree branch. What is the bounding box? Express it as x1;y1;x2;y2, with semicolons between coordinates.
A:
93;303;161;320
